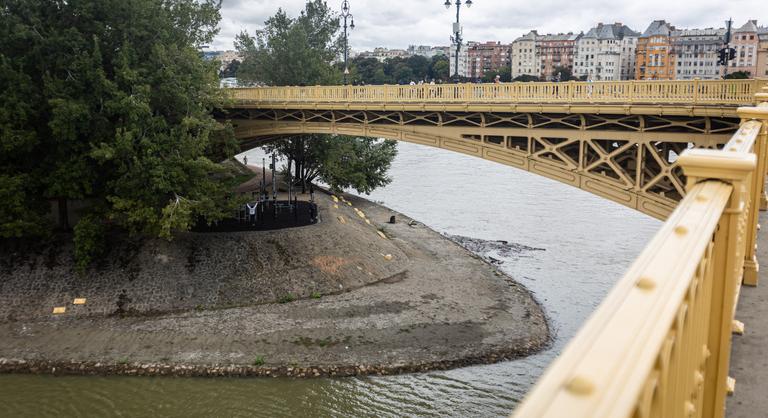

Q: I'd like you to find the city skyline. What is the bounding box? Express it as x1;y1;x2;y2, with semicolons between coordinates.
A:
212;0;765;51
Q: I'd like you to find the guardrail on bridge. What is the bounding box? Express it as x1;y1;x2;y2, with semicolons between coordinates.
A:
230;79;768;107
511;89;768;417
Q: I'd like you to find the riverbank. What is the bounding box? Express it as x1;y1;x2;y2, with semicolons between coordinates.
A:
0;187;549;377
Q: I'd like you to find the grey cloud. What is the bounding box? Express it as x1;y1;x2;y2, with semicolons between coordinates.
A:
211;0;765;51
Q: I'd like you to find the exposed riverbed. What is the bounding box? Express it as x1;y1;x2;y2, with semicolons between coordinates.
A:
0;142;660;417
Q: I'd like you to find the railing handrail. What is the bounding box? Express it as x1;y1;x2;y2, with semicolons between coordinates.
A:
227;79;768;107
512;100;768;418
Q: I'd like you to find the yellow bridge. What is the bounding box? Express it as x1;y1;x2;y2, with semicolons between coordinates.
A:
224;79;768;418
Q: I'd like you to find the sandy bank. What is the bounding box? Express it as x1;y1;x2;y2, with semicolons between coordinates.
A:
0;189;548;377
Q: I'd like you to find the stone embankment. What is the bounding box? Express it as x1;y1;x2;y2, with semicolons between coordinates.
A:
0;186;549;377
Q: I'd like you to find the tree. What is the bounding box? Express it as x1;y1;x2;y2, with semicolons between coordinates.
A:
551;66;574;81
724;71;751;80
235;1;341;85
0;0;241;266
236;1;398;194
513;74;540;82
220;59;241;78
319;137;398;194
481;67;512;83
429;55;450;82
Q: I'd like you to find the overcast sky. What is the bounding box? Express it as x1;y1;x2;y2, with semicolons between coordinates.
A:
211;0;765;51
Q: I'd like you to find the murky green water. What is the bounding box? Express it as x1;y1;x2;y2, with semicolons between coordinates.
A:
0;142;660;417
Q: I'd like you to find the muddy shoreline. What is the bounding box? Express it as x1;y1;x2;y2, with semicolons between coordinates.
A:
0;188;549;378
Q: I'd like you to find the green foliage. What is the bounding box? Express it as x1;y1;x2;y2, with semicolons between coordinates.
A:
0;174;47;238
239;2;397;196
235;0;341;85
0;0;240;266
73;215;106;273
220;60;240;78
481;67;512;83
551;66;575;81
319;137;398;194
724;71;751;80
342;54;451;85
278;293;297;303
310;291;322;299
252;355;265;366
513;74;540;82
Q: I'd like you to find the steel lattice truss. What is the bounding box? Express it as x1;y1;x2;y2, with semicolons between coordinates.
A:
223;109;740;219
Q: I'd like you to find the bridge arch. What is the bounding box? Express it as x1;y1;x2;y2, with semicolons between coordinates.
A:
230;115;733;220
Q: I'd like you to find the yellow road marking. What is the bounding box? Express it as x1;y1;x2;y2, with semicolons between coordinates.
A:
53;307;66;314
73;298;86;305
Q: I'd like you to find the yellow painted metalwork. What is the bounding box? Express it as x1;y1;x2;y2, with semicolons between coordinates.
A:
234;119;727;220
512;99;768;418
229;79;768;117
224;81;768;418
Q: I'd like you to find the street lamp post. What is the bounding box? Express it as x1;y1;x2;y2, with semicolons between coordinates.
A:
444;0;473;82
341;0;355;85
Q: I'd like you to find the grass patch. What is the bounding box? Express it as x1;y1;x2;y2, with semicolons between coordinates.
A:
278;293;297;304
252;356;265;366
310;291;322;299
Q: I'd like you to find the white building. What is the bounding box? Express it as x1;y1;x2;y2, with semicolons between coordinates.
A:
449;43;471;77
672;28;726;80
510;31;539;78
408;45;449;59
574;23;639;80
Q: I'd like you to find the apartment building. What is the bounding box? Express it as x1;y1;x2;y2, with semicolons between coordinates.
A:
757;27;768;78
635;20;676;80
672;28;725;80
538;33;580;80
449;43;472;77
467;41;511;79
574;23;639;80
730;20;760;76
510;31;539;78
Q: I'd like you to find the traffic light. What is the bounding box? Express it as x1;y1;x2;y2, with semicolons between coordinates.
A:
717;48;727;65
728;48;736;61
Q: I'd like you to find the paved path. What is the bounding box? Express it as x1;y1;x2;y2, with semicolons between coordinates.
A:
727;209;768;417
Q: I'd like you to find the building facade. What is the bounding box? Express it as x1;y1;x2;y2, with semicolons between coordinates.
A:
449;43;471;77
510;31;539;78
407;45;449;59
537;33;579;80
467;41;511;79
635;20;676;80
730;20;760;77
574;23;638;81
757;27;768;78
672;28;725;80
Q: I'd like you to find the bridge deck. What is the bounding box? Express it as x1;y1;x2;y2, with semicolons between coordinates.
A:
727;208;768;417
229;79;768;118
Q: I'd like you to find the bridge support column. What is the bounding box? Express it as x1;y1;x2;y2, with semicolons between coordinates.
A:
738;101;768;286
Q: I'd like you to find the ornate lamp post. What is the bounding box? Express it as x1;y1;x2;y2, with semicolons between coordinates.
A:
444;0;472;81
341;0;355;85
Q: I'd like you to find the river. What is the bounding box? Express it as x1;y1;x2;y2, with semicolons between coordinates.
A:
0;141;660;417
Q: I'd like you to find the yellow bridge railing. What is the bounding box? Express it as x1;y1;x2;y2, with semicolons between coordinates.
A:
230;79;768;106
512;90;768;417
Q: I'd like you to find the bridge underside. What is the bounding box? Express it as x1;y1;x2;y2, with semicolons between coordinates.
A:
225;109;739;219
